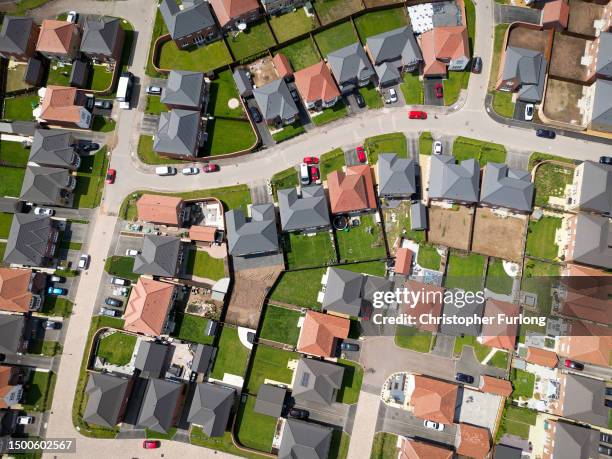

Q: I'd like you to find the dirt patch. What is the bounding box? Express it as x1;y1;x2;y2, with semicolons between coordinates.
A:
315;0;364;25
567;0;606;38
507;26;550;55
247;56;279;88
427;204;474;251
549;33;590;82
225;264;283;329
471;208;528;262
542;78;586;127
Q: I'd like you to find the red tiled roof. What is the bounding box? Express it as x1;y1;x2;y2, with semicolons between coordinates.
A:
272;53;293;78
0;366;17;409
410;375;458;425
525;347;558;368
457;423;490;459
559;265;612;325
480;299;520;351
419;26;469;76
124;278;174;336
558;321;612;367
208;0;259;27
543;0;569;28
399;438;453;459
327;165;377;214
40;86;83;123
297;310;350;358
399;280;443;333
395;248;413;275
137;194;183;226
0;268;33;313
36;20;78;54
480;375;513;397
294;61;340;104
189;226;217;242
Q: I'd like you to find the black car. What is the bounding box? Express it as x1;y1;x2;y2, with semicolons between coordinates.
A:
600;156;612;165
605;399;612;408
354;92;366;108
536;129;556;139
94;99;113;109
249;105;262;123
601;432;612;444
599;445;612;457
81;142;100;152
290;88;300;102
42;320;61;330
471;57;482;74
340;342;360;352
455;373;474;384
104;297;123;308
288;408;309;419
606;387;612;396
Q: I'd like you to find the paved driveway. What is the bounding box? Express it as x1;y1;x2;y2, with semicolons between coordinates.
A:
377;403;457;446
245;98;273;147
424;78;444;106
494;3;542;24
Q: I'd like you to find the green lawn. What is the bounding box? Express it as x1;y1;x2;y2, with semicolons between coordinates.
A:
489;350;509;369
489;25;509;91
28;339;62;357
271;167;298;200
452;136;507;165
453;335;491;362
191;429;269;459
0;213;13;238
486;258;513;295
146;428;177;440
337;359;364;404
186;249;225;280
312;100;349;126
358;84;383;109
97;332;136;366
90;65;114;92
0;242;6;262
419;132;433;155
330;431;350;459
400;72;423;105
5;64;32;92
227;21;276;61
511;368;535;399
533;162;574;207
171;313;214;345
23;371;56;412
104;256;139;282
525;217;561;260
465;0;476;54
340;261;387;277
370;433;399;459
92;117;115;132
41;296;74;317
279;37;322;71
354;7;407;42
492;91;515;118
0;141;30;167
137;135;175;165
146;10;169;77
269;9;319;42
159;39;232;72
210;326;250;380
314;21;358;56
444;71;466;105
269;268;326;309
235;396;277;452
498;405;537;440
202;118;256;156
145;96;167;115
46;61;72;86
416;245;441;270
73;147;108;208
336;213;387;262
285;231;337;269
528;152;573;171
444;251;485;292
0;167;25;198
246;345;298;394
395;326;434;353
319;148;346;180
272;121;306;143
209;70;245;119
260;306;302;345
314;0;364;25
364;132;407;165
3;93;38;121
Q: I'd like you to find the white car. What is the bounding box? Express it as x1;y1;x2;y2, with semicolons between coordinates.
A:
125;249;139;256
66;11;77;23
110;277;128;286
385;88;398;104
433;141;443;155
524;103;534;121
78;254;90;269
424;420;444;431
182;167;200;175
146;86;162;95
34;207;54;216
100;307;118;317
17;416;34;425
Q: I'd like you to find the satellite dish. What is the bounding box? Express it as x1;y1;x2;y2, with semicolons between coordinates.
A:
237;22;247;31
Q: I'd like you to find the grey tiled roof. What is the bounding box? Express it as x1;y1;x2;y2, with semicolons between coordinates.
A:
561;374;608;427
29;129;76;168
410;202;427;230
428;155;480;203
191;344;215;373
20;165;72;206
292;358;344;405
552;422;599;459
327;43;375;85
575;161;611;215
161;70;205;109
480;162;534;212
4;213;55;267
278;419;333;459
571;213;612;269
321;267;364;317
134;341;170;379
0;16;35;55
159;0;216;40
278;185;330;232
502;46;546;103
0;314;24;355
81;16;122;56
596;32;612;78
374;62;401;86
226;204;279;256
377;153;417;197
133;235;181;277
440;291;485;337
253;79;298;122
254;384;286;417
233;69;253;97
187;383;234;437
366;26;422;66
591;79;612;133
84;373;130;428
136;378;182;434
154;109;201;157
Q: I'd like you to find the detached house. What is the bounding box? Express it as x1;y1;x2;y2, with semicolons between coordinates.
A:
161;70;207;111
80;16;125;64
589;79;612;133
428;155;480;204
327;165;377;215
297;310;349;358
0;314;26;355
0;267;46;313
479;163;534;213
261;0;305;15
0;16;40;62
327;43;375;94
226;204;279;257
39;86;93;129
419;26;470;77
136;194;186;227
136;378;185;434
253;79;298;126
83;372;131;428
0;365;23;409
159;0;219;48
292;358;344;405
278;185;331;233
29;129;80;170
278;419;332;459
124;278;176;336
563;213;611;269
586;32;612;82
377;153;417;200
187;383;235;437
496;46;547;103
20;165;76;207
153;109;204;159
134;235;183;278
208;0;261;31
36;20;81;62
293;61;340;110
3;214;59;268
567;160;611;216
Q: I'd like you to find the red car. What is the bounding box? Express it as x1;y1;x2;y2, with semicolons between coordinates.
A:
203;163;219;173
564;359;584;371
105;168;116;184
356;146;366;163
303;156;319;164
142;440;160;449
435;83;443;98
409;110;427;119
309;166;320;181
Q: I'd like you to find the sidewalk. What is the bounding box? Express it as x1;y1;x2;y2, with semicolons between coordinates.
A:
347;391;381;459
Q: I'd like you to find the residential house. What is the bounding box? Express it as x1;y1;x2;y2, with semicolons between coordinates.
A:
394;247;413;276
134;235;183;278
525;346;558;368
428;154;480;204
480;163;534;213
123;278;176;336
253;79;298;126
377;153;417;199
191;344;215;375
187;383;234;437
586;32;612;81
563;213;611;269
479;375;513;398
542;0;570;31
456;423;490;459
0;16;40;62
327;43;375;94
136;378;184;434
589;79;612;133
80;16;125;64
260;0;305;15
293;61;340;110
272;53;293;80
558;320;612;367
296;310;349;358
277;185;331;233
225;204;279;257
161;70;207;111
292;358;344;405
278;419;332;459
327;165;377;215
558;265;611;325
153;109;205;159
544;421;599;459
440;291;485;337
406;375;458;425
19;165;76;207
494;445;524;459
38;86;94;129
233;68;253;98
0;314;26;355
254;384;286;417
419;26;470;77
3;214;59;268
479;299;520;352
29;129;80;170
134;341;171;379
398;280;444;333
556;373;608;427
208;0;261;31
35;20;81;62
398;438;453;459
69;59;89;89
136;194;186;227
0;366;23;409
410;202;427;230
83;372;131;427
159;0;219;48
0;268;46;313
495;47;547;103
566;160;611;216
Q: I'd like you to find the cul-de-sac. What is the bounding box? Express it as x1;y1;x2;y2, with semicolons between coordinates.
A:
0;0;610;458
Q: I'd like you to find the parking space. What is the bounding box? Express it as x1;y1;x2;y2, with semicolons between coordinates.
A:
381;84;405;108
338;338;361;362
245;97;274;147
513;100;530;122
26;316;63;344
115;234;143;257
344;147;363;167
424;78;444;106
96;270;130;317
287;81;314;130
378;403;457;446
494;4;542;25
344;92;367;115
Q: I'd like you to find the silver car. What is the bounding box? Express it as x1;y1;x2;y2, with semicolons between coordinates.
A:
181;167;200;175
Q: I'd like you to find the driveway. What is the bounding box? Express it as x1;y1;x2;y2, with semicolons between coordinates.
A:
381;84;404;108
292;400;352;430
424;78;444;106
494;3;542;24
345;92;367;115
377;403;457;446
245;97;273;147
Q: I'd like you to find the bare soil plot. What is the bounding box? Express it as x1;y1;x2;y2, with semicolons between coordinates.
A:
247;56;279;88
507;26;550;55
567;0;606;37
549;33;590;82
427;204;474;251
314;0;364;25
471;208;528;262
542;78;586;126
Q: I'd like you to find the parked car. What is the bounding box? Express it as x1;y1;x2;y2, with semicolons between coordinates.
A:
125;249;139;256
113;287;129;297
309;166;320;182
356;146;366;163
290;88;300;102
43;320;61;330
434;83;443;99
354;91;366;108
110;277;129;286
50;275;65;283
433;141;443;155
203;163;219;173
599;156;612;165
423;420;444;431
299;163;310;186
47;286;67;295
409;110;427;119
100;307;118;317
17;416;34;425
471;56;482;73
385;88;398;104
601;432;612;444
146;86;162;95
340;342;360;352
606;387;612;396
605;399;612;408
143;440;161;449
182;167;199;176
34;207;54;216
78;254;90;269
249;105;262;123
455;372;474;384
524;104;534;121
288;408;309;419
94;99;113;109
536;129;556;139
564;359;584;371
81;142;100;152
600;445;612;457
303;156;319;164
155;166;177;176
105;168;116;184
66;11;77;23
105;297;123;308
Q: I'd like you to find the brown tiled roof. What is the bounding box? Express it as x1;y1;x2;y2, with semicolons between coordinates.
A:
480;375;513;397
328;165;377;214
272;53;293;78
480;299;519;351
0;365;16;409
399;438;453;459
189;226;217;242
457;423;490;459
543;0;569;27
136;194;183;226
297;310;349;358
36;20;78;54
0;268;33;313
558;321;612;367
124;278;174;336
395;248;413;275
410;375;457;424
208;0;259;27
420;26;469;76
399;280;444;333
40;86;82;123
559;265;612;325
294;61;340;104
525;347;558;368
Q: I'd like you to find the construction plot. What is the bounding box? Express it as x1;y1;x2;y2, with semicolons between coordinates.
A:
427;204;474;251
471;208;528;262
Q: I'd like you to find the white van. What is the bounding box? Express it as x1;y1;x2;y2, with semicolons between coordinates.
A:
155;166;177;176
299;163;310;185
